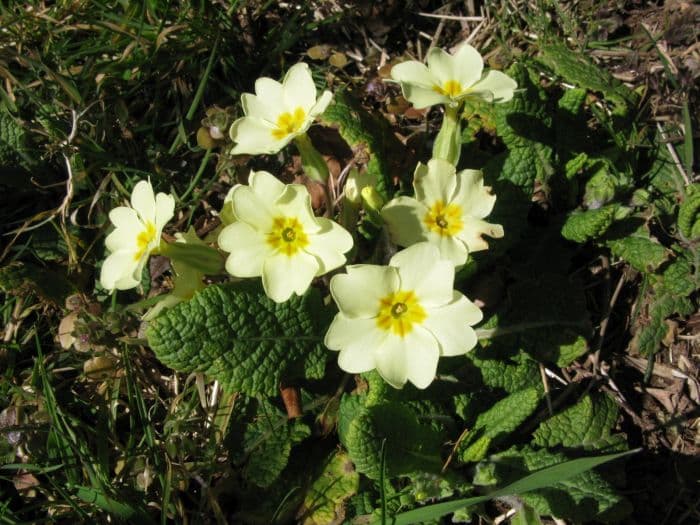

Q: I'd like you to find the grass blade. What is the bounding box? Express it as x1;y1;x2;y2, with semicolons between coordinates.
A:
382;449;639;525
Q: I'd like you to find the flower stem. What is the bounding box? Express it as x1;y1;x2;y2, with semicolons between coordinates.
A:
432;104;462;166
294;133;329;183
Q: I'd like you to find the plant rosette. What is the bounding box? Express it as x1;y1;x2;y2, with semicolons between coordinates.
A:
229;62;332;181
325;242;483;389
218;170;353;303
100;180;175;291
390;43;517;109
381;158;504;267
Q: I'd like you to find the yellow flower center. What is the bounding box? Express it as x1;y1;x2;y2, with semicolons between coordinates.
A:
376;290;427;338
134;221;156;261
433;80;462;98
271;107;306;140
424;200;463;237
266;216;309;256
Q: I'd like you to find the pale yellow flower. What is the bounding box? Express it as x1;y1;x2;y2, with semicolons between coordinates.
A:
100;180;174;291
325;242;483;389
218;170;353;303
391;43;517;109
229;63;332;155
381;159;503;267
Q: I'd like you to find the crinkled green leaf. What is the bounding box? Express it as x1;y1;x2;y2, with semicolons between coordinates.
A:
561;204;618;243
468;347;541;393
557;88;587;117
0;112;32;169
606;235;667;273
661;255;697;296
458;387;540;463
564;152;589;179
678;184;700;239
488;446;631;523
146;282;328;396
299;451;359;524
242;405;311;487
342;402;443;480
647;136;686;217
394;450;636;525
320;91;404;199
337;393;366;446
583;165;618;208
493;64;550;150
485;63;554;192
538;44;636;114
631;253;697;356
0;261;72;304
533;394;624;451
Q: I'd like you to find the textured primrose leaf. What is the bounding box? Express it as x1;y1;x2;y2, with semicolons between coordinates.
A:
678;184;700;239
0;112;30;167
488;446;631;523
533;394;624;451
146;282;328;396
458;387;541;463
0;261;72;305
606;235;667;273
320;91;404;199
561;204;618;243
299;451;359;525
557;87;587;117
468;346;541;393
647;136;686;215
488;65;554;188
243;405;311;487
631;254;696;356
538;43;637;114
342;402;443;480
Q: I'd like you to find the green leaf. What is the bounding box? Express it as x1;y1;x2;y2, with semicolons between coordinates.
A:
146;282;329;396
0;261;73;305
73;485;155;524
606;235;667;273
561;205;618;243
646;136;686;216
343;402;443;480
490;446;632;523
383;449;637;525
533;394;624;451
484;63;553;201
678;184;700;239
557;88;587;117
538;44;636;114
511;505;544;525
468;347;541;393
320;91;404;199
458;387;540;463
0;112;32;170
631;254;696;356
299;452;359;525
564;152;589;179
243;406;311;487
